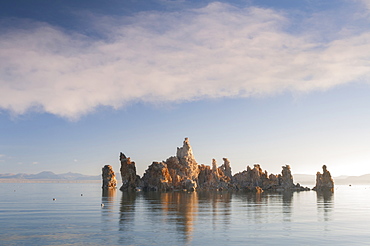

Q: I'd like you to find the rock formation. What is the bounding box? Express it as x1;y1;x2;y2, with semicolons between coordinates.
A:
141;138;199;191
220;158;232;179
279;165;295;189
197;159;232;190
233;164;277;191
102;165;117;189
313;165;334;192
142;161;172;191
119;138;310;192
176;137;199;181
119;152;141;191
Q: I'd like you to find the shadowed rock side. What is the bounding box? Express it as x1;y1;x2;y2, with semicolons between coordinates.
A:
102;165;117;189
119;138;311;192
119;152;141;191
313;165;334;192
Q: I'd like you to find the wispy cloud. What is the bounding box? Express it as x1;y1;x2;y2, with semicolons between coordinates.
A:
1;1;370;119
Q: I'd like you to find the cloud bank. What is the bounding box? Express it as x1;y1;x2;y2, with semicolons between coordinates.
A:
1;2;370;119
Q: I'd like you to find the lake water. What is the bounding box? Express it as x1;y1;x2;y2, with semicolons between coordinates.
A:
1;183;370;245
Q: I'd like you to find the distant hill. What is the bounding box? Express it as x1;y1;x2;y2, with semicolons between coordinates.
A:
293;174;315;186
336;174;370;185
0;171;101;181
293;173;370;186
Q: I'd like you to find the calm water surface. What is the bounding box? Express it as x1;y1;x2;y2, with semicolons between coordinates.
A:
1;183;370;245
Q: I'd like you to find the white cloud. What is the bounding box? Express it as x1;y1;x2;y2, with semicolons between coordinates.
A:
0;2;370;119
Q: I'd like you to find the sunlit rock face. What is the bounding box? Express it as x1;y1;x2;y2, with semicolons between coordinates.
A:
141;138;200;191
233;164;275;190
197;159;232;190
119;153;141;191
142;162;172;191
313;165;334;192
118;138;310;192
176;137;199;181
102;165;117;189
232;164;306;191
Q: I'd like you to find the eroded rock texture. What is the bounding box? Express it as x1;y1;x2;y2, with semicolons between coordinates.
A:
279;165;295;189
220;158;232;179
176;137;199;180
197;159;232;190
102;165;117;189
313;165;334;192
141;139;199;191
119;152;141;191
119;138;311;192
142;162;172;191
233;164;276;191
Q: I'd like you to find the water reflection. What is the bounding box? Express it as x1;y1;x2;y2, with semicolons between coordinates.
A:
316;191;334;223
281;191;293;222
114;190;305;244
143;192;198;244
198;191;232;232
118;191;137;245
101;188;117;238
101;188;116;214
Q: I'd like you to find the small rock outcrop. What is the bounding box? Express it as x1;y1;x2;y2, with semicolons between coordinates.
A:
119;152;141;191
313;165;334;192
102;165;117;189
279;165;295;189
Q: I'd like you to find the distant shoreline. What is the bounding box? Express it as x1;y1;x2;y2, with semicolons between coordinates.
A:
0;179;101;183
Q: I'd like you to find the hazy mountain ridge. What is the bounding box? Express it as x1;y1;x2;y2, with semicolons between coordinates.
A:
0;171;103;180
293;174;370;185
0;171;368;184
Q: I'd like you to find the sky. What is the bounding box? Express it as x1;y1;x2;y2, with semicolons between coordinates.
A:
1;0;370;177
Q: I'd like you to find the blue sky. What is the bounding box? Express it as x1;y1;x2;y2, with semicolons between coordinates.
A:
1;0;370;177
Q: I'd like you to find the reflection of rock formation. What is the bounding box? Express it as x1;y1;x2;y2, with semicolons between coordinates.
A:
119;153;141;191
101;188;116;212
102;188;117;199
141;191;197;244
101;188;117;231
316;190;334;223
281;191;293;223
161;192;197;243
102;165;117;189
198;191;232;232
118;191;138;244
313;165;334;192
119;138;310;192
